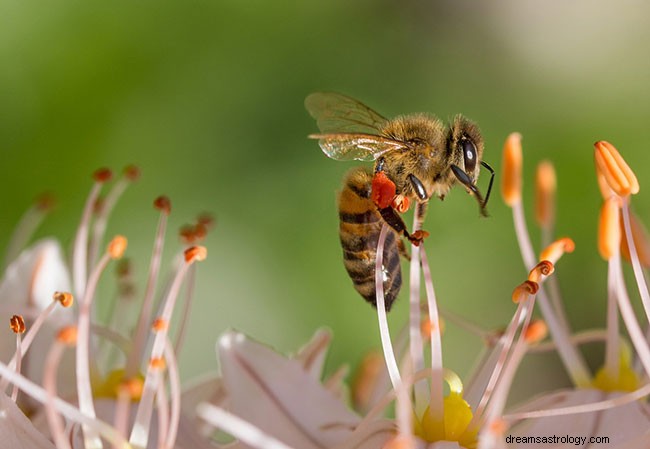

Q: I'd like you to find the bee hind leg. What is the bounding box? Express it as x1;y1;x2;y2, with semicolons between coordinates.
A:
378;206;429;246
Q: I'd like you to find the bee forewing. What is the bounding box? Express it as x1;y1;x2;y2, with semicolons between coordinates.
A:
311;133;406;161
305;92;388;134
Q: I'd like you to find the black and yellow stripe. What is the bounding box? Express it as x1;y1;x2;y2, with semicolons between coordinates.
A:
337;167;402;311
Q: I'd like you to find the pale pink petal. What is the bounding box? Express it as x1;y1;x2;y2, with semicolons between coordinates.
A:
0;393;55;449
510;389;650;448
218;331;363;449
294;328;331;379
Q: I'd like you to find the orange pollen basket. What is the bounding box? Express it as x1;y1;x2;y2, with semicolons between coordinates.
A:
371;171;397;209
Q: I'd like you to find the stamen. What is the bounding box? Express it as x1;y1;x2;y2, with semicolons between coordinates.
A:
88;165;140;267
173;263;196;354
620;209;650;267
539;237;575;264
599;197;622;261
129;246;205;448
3;192;55;269
108;236;128;259
10;315;25;402
501;132;523;207
197;403;296;449
620;201;650;328
523;319;548;343
534;160;556;233
53;291;74;308
594;141;639;197
512;280;538;303
73;169;112;299
126;196;171;379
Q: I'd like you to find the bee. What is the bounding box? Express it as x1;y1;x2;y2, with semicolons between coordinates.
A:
305;92;494;311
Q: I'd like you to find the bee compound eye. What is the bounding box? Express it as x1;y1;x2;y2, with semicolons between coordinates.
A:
462;139;477;174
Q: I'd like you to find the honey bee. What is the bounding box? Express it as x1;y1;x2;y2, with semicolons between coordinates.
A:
305;92;494;310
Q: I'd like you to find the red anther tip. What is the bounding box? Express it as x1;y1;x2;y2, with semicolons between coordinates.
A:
93;168;113;183
371;171;397;209
35;192;57;211
9;315;25;334
179;224;196;244
123;164;141;181
184;246;207;263
154;196;171;215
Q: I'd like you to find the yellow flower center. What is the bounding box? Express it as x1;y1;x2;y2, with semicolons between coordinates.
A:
592;345;640;392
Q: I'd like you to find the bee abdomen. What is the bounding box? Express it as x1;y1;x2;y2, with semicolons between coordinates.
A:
337;167;402;311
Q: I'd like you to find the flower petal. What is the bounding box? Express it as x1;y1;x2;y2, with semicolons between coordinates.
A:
294;328;331;379
0;393;56;449
217;331;362;449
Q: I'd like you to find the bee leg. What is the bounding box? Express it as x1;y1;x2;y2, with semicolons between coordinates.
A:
378;206;429;246
408;174;429;201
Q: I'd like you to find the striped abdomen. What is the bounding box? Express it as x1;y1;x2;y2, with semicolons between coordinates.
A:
338;167;402;311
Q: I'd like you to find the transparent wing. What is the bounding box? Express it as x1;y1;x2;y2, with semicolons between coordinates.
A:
305;92;389;134
310;133;406;161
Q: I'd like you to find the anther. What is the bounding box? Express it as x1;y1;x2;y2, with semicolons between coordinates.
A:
512;280;539;303
501;132;523;207
108;236;128;259
594;141;639;197
123;164;141;181
598;197;621;261
119;377;144;399
528;260;555;283
57;326;78;346
154;196;172;215
9;315;25;334
535;160;556;228
152;318;168;332
197;213;215;228
184;246;207;263
383;436;416;449
392;195;411;213
421;317;445;340
93;168;113;183
116;259;132;278
524;319;548;343
35;192;57;211
539;237;575;264
488;418;508;436
53;291;74;308
149;357;166;371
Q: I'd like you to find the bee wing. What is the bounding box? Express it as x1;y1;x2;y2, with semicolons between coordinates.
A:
309;133;407;161
305;92;388;134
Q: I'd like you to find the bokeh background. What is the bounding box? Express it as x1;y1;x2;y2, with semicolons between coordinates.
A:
2;0;650;403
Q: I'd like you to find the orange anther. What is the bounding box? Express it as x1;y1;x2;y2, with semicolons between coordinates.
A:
489;418;508;436
524;319;548;343
184;246;207;263
108;236;128;259
149;357;166;371
535;161;556;228
9;315;25;334
392;195;411;213
501;132;523;207
594;141;639;197
123;164;141;181
512;280;539;303
53;291;74;308
152;318;168;331
539;237;575;264
598;197;621;261
57;326;78;345
528;260;555;283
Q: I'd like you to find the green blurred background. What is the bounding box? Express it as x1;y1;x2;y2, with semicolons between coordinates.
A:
2;0;650;402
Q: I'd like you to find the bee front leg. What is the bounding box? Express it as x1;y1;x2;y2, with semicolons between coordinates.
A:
378;206;429;246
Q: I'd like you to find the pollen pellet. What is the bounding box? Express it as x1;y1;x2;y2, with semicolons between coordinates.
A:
53;291;74;308
501;132;523;207
150;357;166;371
184;245;207;263
594;141;639;197
370;171;397;209
152;318;168;331
524;319;548;343
9;315;25;334
512;280;538;303
108;235;128;259
535;160;556;228
93;168;113;183
539;237;575;264
598;197;621;261
154;195;172;215
57;326;78;345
